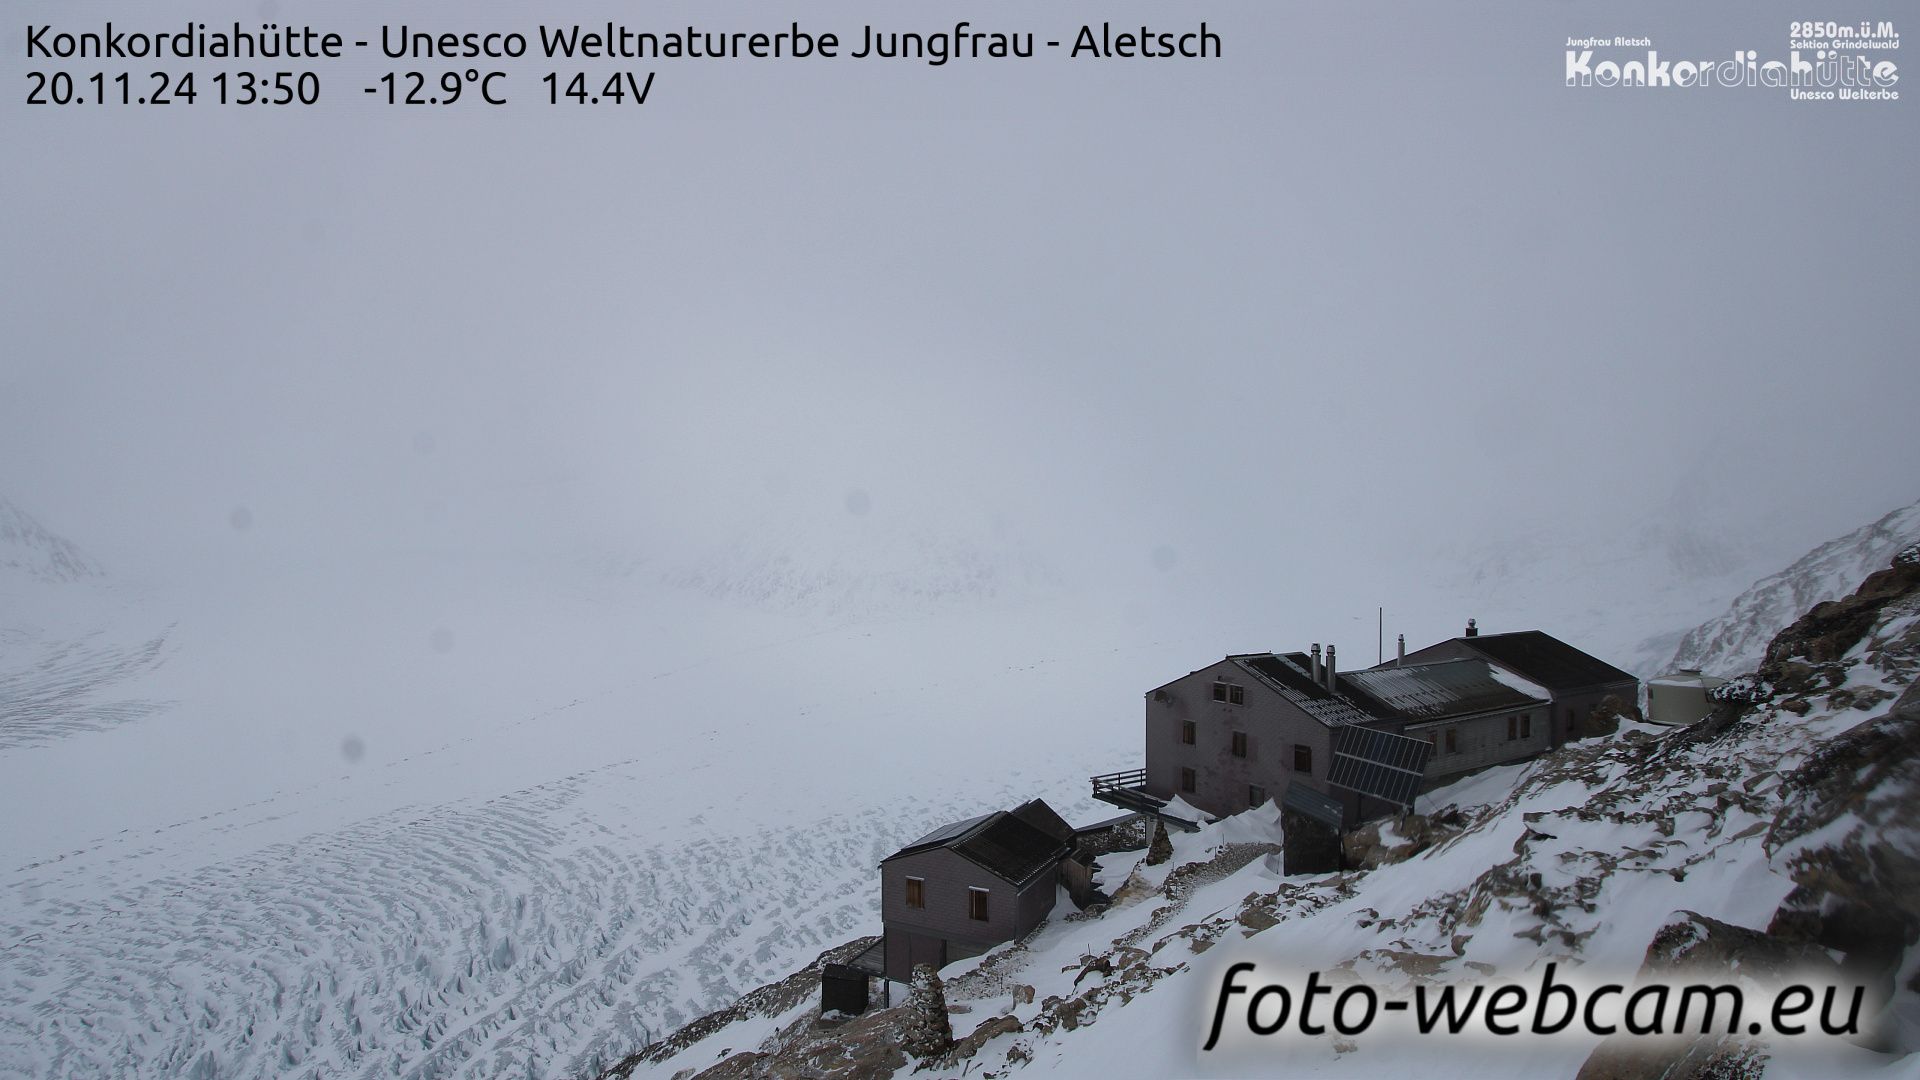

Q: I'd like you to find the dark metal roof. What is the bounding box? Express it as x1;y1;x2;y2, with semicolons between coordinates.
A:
843;938;887;977
1339;658;1547;722
1235;653;1379;728
953;814;1071;886
882;806;1072;887
1281;784;1346;831
1452;631;1636;692
1010;798;1074;845
1327;726;1432;809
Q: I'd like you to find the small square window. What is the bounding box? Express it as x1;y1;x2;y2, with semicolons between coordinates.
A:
1181;720;1196;746
905;877;925;909
1293;745;1312;774
1231;731;1247;758
1212;681;1228;702
968;887;990;921
1248;784;1266;807
1180;767;1197;793
1229;684;1245;706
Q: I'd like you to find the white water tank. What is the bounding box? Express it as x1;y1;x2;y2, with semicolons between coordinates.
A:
1647;669;1729;726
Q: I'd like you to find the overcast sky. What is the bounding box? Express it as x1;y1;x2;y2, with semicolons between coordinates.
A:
4;0;1915;612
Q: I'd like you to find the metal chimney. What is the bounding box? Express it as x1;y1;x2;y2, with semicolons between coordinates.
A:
1465;618;1479;639
1397;634;1406;666
1325;644;1337;690
1310;643;1322;684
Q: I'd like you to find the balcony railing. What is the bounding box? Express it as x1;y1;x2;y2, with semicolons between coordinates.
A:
1089;768;1147;796
1088;767;1202;831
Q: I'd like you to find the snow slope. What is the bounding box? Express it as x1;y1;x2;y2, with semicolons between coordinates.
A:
1667;498;1920;678
3;495;1914;1079
650;563;1920;1079
0;546;1157;1080
0;497;101;584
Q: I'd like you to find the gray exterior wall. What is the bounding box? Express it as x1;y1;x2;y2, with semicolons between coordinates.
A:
879;847;1057;982
1403;703;1550;786
1144;659;1335;819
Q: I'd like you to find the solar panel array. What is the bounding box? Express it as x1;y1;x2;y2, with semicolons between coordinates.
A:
897;812;993;853
1327;726;1432;809
1280;783;1345;831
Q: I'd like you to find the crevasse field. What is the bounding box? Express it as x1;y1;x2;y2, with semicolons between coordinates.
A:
0;497;1890;1079
0;519;1206;1078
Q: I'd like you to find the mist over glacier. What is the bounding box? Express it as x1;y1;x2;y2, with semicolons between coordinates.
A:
4;0;1917;1075
3;484;1915;1076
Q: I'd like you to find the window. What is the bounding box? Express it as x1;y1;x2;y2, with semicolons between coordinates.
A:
1507;715;1518;741
1248;784;1267;807
1212;681;1244;705
1444;728;1458;754
968;887;990;921
1212;681;1227;702
1520;714;1532;739
1180;767;1197;793
1231;730;1247;758
1181;720;1196;746
1293;745;1312;774
905;877;925;909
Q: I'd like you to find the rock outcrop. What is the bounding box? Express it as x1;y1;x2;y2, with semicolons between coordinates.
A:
1767;680;1920;996
1576;910;1842;1080
1143;819;1174;867
1668;499;1920;678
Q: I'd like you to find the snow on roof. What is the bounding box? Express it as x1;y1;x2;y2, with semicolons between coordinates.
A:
1485;662;1554;703
1158;795;1208;828
1342;658;1547;722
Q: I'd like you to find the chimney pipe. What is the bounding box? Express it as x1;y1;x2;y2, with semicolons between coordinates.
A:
1397;633;1406;666
1310;643;1322;684
1325;644;1337;691
1465;618;1478;639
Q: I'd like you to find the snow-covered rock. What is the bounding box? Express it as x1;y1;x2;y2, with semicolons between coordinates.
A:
0;496;101;584
1667;499;1920;678
638;548;1920;1079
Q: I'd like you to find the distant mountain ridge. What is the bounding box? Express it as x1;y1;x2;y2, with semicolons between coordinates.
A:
0;496;101;584
1666;497;1920;677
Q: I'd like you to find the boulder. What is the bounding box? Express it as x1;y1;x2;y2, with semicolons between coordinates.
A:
1572;694;1637;740
1766;680;1920;998
944;1014;1022;1063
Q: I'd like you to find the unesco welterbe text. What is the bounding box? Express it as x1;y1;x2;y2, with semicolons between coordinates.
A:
26;20;1223;66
